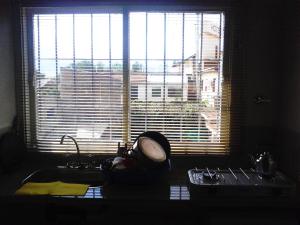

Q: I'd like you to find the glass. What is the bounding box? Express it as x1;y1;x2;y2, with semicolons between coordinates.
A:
57;14;74;59
147;13;164;59
38;59;56;79
74;14;91;59
130;12;146;60
166;13;183;60
110;14;123;59
184;13;199;59
93;14;110;59
39;15;56;59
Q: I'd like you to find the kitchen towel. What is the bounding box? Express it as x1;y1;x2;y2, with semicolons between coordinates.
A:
15;181;89;196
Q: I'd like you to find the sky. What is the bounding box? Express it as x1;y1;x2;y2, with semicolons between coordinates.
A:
33;12;223;77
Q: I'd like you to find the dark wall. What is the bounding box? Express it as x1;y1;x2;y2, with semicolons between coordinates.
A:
0;0;16;135
280;0;300;181
240;0;283;157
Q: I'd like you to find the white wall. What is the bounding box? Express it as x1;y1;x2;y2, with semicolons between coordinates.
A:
0;1;16;135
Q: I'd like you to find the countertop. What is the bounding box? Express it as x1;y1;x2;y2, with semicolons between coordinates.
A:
0;153;299;225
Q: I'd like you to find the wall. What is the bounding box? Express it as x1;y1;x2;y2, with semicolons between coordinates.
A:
280;0;300;181
0;0;16;135
240;0;283;157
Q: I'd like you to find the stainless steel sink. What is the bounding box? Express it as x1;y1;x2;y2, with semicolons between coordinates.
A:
22;167;106;187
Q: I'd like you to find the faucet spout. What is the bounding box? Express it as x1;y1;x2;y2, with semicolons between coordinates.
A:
60;135;81;168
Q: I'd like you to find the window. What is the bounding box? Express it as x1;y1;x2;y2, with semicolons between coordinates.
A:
212;78;216;92
151;87;162;98
20;7;230;154
167;87;182;98
131;85;138;100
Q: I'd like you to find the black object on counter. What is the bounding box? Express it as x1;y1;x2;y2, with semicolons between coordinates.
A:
102;131;171;184
131;131;171;170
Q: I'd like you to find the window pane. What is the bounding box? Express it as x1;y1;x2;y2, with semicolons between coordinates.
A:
93;14;110;59
130;11;225;147
166;13;183;60
39;15;56;59
147;13;164;59
74;14;91;59
111;14;123;59
147;60;164;73
202;14;222;60
184;13;199;59
39;60;56;78
57;14;74;59
33;12;124;152
130;12;146;59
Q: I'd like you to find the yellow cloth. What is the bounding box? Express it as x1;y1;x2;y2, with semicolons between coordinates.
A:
15;181;89;196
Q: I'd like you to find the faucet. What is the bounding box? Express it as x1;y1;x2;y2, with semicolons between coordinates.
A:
60;135;82;168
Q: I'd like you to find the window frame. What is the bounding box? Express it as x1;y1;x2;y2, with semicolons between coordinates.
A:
15;3;241;155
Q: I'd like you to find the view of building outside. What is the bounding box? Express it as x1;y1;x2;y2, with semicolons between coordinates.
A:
129;13;224;143
33;12;224;150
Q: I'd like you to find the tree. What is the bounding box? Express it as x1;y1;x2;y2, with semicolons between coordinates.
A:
96;62;106;72
112;63;122;71
132;61;144;72
69;61;94;71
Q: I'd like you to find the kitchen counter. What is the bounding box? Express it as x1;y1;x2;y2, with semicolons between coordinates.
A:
0;153;299;225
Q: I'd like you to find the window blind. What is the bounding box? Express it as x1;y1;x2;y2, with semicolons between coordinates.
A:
22;8;124;153
129;12;228;154
20;7;233;154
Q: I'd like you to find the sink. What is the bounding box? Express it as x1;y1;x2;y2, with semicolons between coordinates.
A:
22;168;106;187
